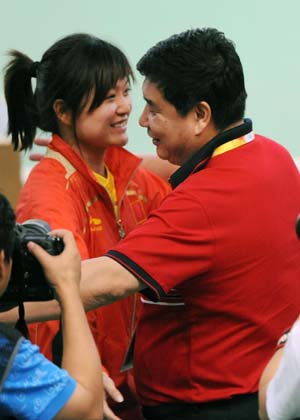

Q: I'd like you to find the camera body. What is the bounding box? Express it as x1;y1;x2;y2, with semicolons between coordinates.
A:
0;219;64;305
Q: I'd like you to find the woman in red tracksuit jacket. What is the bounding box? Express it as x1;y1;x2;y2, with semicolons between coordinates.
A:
4;33;170;420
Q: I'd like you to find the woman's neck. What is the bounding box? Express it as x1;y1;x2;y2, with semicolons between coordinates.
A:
72;143;107;176
58;129;107;177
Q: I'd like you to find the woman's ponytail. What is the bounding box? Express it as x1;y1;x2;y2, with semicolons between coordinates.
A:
4;50;39;150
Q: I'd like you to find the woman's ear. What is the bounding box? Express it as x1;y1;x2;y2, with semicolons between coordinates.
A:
194;101;212;135
53;99;72;126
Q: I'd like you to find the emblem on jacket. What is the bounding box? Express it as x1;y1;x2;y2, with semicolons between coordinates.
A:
89;217;103;231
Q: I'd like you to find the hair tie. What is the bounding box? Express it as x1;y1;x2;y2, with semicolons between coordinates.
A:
30;61;40;78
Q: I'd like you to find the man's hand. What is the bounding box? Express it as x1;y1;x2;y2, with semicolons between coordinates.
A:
102;372;124;420
27;229;81;294
30;137;51;161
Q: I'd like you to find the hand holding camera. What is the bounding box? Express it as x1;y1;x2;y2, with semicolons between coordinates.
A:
27;229;81;302
0;219;64;309
0;220;81;312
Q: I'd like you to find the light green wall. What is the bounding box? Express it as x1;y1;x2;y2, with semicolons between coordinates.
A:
1;0;300;168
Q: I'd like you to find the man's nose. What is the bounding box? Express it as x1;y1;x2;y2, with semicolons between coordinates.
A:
139;107;148;127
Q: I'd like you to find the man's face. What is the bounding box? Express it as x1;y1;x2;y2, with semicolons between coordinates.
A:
139;80;200;166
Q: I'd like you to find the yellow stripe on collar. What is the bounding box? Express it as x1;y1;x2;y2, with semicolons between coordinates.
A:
212;132;255;157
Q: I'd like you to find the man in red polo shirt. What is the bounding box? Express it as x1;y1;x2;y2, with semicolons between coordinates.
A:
78;28;300;420
8;28;300;419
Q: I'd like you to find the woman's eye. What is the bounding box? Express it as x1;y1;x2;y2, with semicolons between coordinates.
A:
105;94;115;100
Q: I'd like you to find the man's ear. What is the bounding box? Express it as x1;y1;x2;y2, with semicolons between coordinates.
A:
194;101;212;135
53;99;72;126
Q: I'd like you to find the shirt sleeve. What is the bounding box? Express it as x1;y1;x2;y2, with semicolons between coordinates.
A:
106;186;214;301
0;338;76;420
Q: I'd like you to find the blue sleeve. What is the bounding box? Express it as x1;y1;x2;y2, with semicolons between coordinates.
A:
0;338;76;420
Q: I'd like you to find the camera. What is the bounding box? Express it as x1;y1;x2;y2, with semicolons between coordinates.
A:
0;219;64;307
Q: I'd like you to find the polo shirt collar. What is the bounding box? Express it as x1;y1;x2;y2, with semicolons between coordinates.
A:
170;118;253;189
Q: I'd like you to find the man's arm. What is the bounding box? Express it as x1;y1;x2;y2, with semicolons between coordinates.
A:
0;255;144;323
28;229;103;420
140;154;178;181
0;299;60;324
81;255;146;310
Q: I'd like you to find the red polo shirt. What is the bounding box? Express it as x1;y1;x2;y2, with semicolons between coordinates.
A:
107;121;300;406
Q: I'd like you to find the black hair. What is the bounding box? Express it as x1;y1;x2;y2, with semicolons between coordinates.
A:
137;27;247;130
0;194;16;262
4;33;134;150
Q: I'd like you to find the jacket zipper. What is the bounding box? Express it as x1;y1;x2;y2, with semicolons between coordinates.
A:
113;161;142;241
106;163;142;336
116;216;126;239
